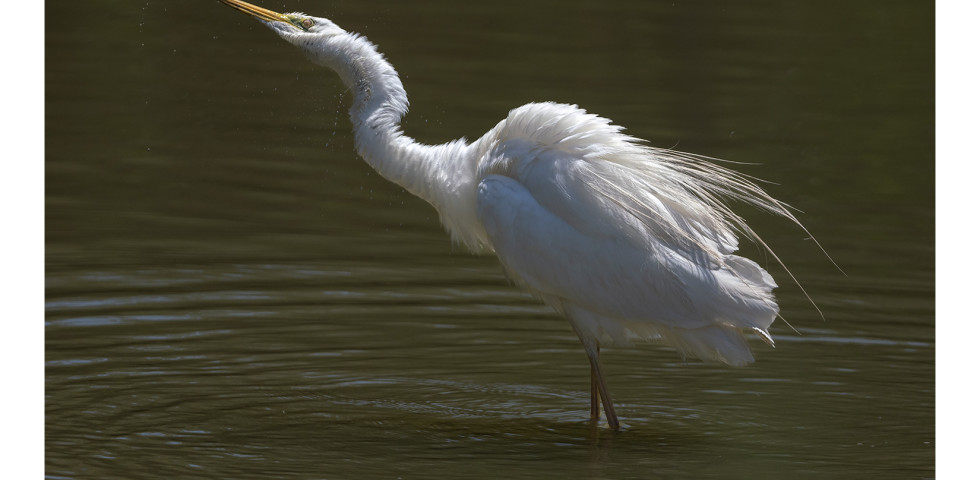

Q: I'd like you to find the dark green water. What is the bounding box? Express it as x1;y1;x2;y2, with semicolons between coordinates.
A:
46;1;933;478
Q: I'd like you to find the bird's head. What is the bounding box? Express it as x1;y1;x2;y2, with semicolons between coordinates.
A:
218;0;401;93
218;0;346;46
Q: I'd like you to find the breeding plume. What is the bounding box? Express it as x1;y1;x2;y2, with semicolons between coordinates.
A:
217;0;820;429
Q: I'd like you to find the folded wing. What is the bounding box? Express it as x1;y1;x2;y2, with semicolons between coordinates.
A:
475;128;780;365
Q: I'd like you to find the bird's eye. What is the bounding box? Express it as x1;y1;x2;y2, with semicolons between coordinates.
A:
284;14;315;31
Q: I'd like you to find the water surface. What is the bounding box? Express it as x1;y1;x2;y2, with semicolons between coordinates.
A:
46;1;933;478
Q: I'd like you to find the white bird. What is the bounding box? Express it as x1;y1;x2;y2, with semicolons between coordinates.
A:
217;0;825;430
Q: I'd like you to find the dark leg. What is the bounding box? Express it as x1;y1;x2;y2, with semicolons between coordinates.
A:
585;343;619;429
590;350;600;421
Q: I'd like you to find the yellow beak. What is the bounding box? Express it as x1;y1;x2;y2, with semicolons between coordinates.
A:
217;0;291;24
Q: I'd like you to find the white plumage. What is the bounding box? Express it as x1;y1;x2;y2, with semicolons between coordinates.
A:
474;103;779;363
218;0;819;429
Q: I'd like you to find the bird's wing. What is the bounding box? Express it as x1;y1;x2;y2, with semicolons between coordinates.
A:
477;172;703;326
475;128;779;350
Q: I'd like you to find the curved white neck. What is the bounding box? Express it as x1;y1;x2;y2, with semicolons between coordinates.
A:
307;32;489;251
315;33;451;203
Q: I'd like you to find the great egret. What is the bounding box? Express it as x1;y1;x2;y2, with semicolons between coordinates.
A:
216;0;824;430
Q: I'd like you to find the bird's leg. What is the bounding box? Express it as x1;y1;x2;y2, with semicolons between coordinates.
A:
585;343;619;430
589;346;600;421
